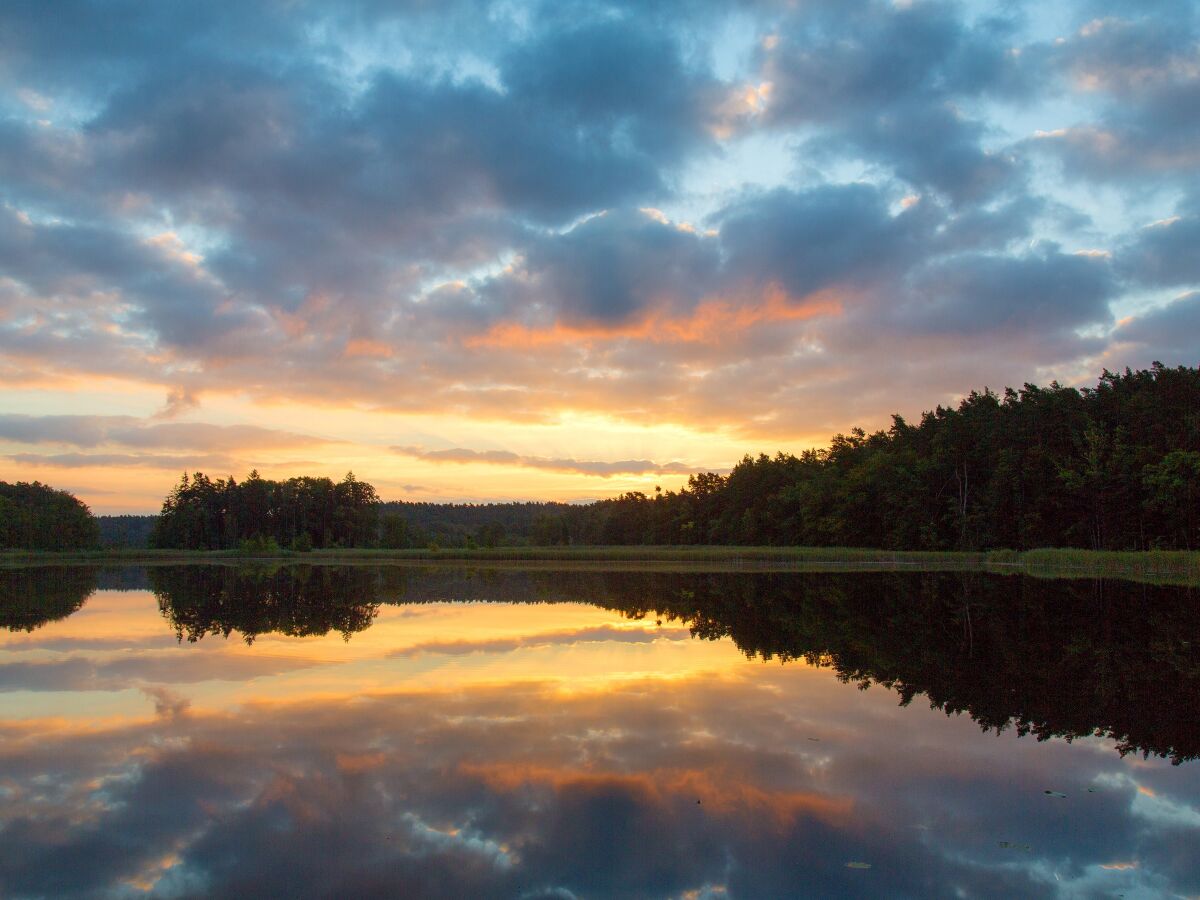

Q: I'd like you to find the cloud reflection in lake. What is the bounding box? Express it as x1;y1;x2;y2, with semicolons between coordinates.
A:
0;566;1197;898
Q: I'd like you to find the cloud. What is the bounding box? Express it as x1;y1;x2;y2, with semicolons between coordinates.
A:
0;414;338;451
716;183;926;298
154;386;201;420
758;0;1031;203
6;452;240;471
485;208;720;326
899;245;1117;336
1030;12;1200;183
1112;292;1200;362
1118;213;1200;288
394;445;698;478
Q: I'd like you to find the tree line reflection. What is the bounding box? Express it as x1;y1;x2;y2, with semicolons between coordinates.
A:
4;565;1197;762
0;566;99;631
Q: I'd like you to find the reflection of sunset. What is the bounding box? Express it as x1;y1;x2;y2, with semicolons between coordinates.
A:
0;592;750;721
2;580;1198;898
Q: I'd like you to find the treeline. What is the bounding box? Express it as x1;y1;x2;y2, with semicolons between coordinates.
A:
377;501;580;549
0;481;99;551
535;363;1199;551
150;470;380;550
98;515;157;549
81;362;1200;552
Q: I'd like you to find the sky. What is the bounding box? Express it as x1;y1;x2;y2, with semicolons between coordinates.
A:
0;0;1197;513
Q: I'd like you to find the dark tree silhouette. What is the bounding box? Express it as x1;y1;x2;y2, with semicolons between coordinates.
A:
0;481;99;551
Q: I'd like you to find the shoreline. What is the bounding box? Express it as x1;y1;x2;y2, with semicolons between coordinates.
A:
2;546;1198;585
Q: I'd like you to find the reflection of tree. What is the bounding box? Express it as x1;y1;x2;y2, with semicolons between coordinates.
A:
592;571;1200;765
0;566;98;631
141;563;1200;762
150;565;380;643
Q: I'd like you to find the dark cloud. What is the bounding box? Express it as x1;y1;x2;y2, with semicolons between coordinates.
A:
716;183;926;297
155;386;202;420
492;208;720;325
1118;214;1200;288
761;2;1029;123
900;245;1117;336
805;102;1022;206
500;17;722;162
141;685;192;718
0;203;254;349
760;0;1031;202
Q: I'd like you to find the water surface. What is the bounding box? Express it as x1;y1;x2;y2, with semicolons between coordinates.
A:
1;565;1198;898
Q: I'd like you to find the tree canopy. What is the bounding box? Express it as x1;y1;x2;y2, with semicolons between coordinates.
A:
150;470;380;550
0;481;99;551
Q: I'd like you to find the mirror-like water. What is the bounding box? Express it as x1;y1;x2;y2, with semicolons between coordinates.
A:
1;565;1198;898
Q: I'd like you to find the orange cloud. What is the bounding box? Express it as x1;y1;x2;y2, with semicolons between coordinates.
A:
465;284;842;350
344;339;394;359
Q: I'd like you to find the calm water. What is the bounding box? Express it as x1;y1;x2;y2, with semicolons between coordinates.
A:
1;565;1198;899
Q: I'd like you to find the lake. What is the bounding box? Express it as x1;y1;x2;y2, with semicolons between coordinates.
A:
1;565;1198;898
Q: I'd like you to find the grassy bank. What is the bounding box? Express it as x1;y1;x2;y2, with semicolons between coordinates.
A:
2;546;1198;583
988;548;1200;584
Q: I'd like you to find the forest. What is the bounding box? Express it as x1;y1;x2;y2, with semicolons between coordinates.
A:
121;363;1200;552
0;481;99;551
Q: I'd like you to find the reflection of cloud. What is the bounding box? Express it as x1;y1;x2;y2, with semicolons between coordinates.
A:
0;671;1193;898
141;685;190;719
390;624;691;657
0;653;320;692
1;634;182;652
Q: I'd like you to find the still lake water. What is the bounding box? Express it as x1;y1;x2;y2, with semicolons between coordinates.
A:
1;565;1198;899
